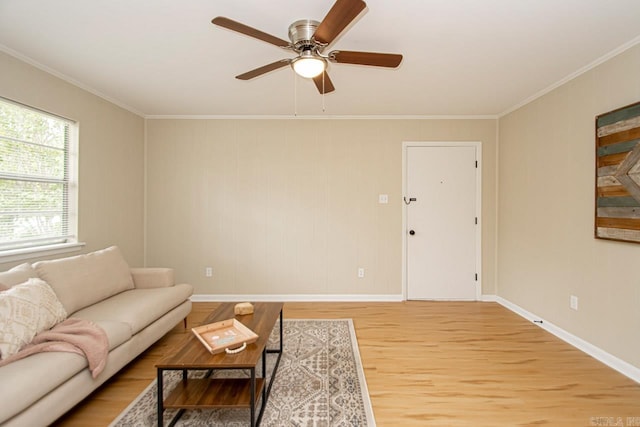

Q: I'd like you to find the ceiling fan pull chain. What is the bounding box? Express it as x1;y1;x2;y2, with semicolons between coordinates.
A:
322;72;326;112
294;71;298;116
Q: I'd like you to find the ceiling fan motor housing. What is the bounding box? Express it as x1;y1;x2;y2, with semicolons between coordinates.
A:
288;19;322;51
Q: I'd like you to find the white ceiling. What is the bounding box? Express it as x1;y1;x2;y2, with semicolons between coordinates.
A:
1;0;640;117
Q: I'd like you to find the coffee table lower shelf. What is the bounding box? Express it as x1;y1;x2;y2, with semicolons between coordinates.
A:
164;377;266;409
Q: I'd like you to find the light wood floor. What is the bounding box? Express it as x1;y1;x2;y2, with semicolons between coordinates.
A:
55;301;640;426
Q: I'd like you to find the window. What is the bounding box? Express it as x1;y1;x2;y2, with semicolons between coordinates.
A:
0;98;79;258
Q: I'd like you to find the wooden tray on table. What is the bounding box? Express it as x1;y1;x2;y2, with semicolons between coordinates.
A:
191;318;259;354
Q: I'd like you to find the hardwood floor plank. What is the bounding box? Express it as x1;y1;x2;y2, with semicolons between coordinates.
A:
53;301;640;426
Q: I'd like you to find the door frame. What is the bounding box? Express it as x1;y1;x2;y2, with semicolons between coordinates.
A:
402;141;482;300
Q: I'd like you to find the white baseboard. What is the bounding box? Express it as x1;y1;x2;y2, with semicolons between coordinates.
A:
191;294;405;302
489;295;640;384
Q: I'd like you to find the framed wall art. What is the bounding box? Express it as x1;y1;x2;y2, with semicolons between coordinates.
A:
595;101;640;243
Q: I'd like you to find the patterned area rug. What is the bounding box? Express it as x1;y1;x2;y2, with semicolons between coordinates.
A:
110;319;375;426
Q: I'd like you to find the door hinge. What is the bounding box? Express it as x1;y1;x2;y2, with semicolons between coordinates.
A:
475;217;478;225
475;160;478;168
475;273;478;281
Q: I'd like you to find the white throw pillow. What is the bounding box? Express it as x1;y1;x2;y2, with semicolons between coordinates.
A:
0;278;67;360
0;263;39;291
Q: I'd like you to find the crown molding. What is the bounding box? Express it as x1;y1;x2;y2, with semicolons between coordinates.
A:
499;35;640;118
144;114;498;120
0;43;145;118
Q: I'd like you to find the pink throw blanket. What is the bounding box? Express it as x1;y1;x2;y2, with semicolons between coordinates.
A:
0;318;108;378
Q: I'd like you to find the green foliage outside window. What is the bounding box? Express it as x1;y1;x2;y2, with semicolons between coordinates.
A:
0;99;72;250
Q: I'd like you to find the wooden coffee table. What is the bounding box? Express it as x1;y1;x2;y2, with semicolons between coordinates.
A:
156;302;284;427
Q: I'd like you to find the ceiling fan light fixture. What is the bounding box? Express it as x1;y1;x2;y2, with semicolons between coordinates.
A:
291;51;326;78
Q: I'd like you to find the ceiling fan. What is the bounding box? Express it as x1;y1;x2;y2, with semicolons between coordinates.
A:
212;0;403;94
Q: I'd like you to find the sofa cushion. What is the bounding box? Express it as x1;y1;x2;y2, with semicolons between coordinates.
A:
0;263;39;291
72;283;193;335
91;320;133;351
33;246;134;315
0;278;68;359
0;351;87;422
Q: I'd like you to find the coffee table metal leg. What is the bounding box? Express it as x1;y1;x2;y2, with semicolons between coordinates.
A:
259;308;283;426
250;367;256;427
264;308;283;396
167;409;185;427
279;309;283;353
157;368;164;427
262;348;267;398
158;369;186;427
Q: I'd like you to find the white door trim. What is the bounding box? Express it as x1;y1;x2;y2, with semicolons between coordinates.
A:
402;141;482;300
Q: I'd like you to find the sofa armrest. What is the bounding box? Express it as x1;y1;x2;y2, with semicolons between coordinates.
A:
130;268;174;289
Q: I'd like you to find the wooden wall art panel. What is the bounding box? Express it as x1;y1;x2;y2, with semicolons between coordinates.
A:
595;101;640;243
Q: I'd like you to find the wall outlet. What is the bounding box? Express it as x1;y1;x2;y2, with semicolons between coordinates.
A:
570;295;578;311
358;268;365;278
205;267;213;277
378;194;389;204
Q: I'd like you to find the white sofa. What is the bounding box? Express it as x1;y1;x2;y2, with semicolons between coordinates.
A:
0;246;193;426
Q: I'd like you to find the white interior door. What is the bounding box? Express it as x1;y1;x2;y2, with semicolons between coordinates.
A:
405;144;479;300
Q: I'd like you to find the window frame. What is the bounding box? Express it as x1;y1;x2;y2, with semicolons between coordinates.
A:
0;97;84;263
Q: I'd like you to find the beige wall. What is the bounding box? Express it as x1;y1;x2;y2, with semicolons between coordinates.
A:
498;44;640;368
145;118;497;296
0;51;145;269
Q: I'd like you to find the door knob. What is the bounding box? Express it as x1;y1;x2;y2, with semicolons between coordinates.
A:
409;230;415;235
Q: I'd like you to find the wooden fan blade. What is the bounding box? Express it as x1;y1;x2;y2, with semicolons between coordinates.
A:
330;50;403;67
312;71;336;94
212;17;290;48
314;0;366;45
236;59;291;80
